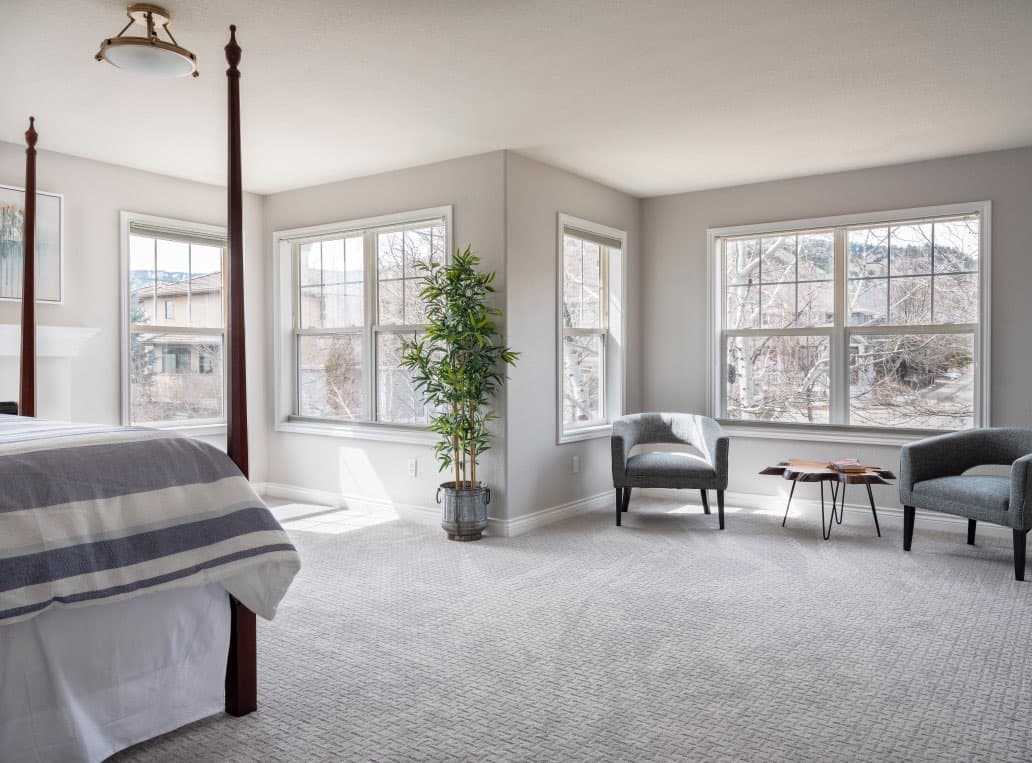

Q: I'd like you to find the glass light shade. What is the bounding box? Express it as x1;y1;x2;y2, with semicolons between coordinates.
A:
100;38;196;77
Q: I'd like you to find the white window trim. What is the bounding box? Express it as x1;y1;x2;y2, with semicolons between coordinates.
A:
706;201;992;445
272;206;452;445
119;210;229;436
557;213;627;445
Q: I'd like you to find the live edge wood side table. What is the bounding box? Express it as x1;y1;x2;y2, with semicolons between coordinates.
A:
760;459;896;540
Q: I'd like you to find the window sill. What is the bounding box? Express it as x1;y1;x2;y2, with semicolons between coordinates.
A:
145;422;227;438
278;418;437;446
558;423;612;445
718;420;951;447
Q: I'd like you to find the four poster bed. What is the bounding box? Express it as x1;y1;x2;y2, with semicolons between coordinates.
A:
0;28;300;762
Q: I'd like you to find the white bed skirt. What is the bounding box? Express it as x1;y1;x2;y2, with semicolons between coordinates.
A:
0;583;230;763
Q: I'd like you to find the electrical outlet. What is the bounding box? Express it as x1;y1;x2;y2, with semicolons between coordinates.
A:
572;455;580;474
407;458;417;477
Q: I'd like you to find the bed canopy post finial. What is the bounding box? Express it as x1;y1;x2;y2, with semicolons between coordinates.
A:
223;23;257;720
20;116;38;418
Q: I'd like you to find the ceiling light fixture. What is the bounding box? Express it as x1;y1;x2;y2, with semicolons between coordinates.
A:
95;4;198;78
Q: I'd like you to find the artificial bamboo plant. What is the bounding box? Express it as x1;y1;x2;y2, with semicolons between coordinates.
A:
401;246;518;489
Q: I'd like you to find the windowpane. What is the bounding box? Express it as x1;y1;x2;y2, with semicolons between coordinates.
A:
324;283;364;327
849;333;974;429
404;228;432;278
130;332;223;424
720;209;982;432
726;284;759;330
378;231;404;278
299;285;323;329
299;242;321;286
129;235;156;325
848;227;888;278
933;273;978;324
562;334;604;426
189;244;223;329
889;276;932;324
345;237;364;281
797;232;833;280
760;284;794;328
563;235;604;329
890;223;932;275
376;332;425;424
760;235;795;283
404;280;428;324
378;279;404;325
298;334;364;421
725;238;759;286
155;239;190;328
848;278;888;326
726;335;830;423
321;239;346;281
933;218;979;273
796;280;834;327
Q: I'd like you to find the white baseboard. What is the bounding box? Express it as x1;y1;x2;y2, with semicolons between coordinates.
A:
255;481;1012;542
255;482;438;520
254;481;612;538
637;488;1014;539
491;492;612;537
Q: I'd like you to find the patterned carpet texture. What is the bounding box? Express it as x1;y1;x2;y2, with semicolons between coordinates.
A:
114;497;1032;762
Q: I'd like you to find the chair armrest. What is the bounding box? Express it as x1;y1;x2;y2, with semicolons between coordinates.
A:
899;430;990;501
611;418;640;485
697;417;730;489
1011;454;1032;528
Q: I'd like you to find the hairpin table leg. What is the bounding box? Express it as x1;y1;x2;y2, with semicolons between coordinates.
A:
865;482;882;537
781;480;797;527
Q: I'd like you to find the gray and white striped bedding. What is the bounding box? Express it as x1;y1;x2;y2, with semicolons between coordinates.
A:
0;416;300;625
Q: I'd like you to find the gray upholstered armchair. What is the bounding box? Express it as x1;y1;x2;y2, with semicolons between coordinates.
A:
900;428;1032;580
611;413;729;529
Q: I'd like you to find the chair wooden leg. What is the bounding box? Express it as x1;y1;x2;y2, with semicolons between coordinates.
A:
622;487;632;513
615;489;622;526
700;490;711;514
1014;530;1027;582
717;490;725;530
903;505;915;551
967;519;977;545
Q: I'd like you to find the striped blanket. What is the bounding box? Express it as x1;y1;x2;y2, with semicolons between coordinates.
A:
0;416;300;625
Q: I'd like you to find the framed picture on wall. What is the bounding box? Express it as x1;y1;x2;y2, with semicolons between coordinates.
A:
0;183;63;303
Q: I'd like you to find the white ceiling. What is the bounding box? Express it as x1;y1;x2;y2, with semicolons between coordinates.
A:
3;0;1032;197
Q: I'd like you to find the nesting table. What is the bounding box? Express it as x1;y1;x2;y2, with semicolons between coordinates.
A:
760;459;896;540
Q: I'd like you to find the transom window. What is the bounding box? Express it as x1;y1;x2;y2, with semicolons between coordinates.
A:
713;203;989;432
123;215;227;428
285;209;450;427
557;214;626;443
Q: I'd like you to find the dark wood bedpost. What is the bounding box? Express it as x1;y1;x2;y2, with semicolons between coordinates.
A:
19;117;37;418
223;25;258;719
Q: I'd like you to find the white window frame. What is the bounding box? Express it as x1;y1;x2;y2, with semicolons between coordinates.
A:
273;206;452;445
119;211;228;436
557;213;627;444
707;201;991;445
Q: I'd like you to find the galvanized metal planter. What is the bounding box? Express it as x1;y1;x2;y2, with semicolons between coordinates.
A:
437;481;490;541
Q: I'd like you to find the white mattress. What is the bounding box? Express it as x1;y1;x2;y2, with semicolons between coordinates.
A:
0;583;230;763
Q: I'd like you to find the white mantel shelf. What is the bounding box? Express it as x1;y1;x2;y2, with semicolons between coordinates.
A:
0;325;100;358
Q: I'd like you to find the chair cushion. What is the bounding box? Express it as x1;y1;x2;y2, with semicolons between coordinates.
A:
626;451;717;481
911;475;1010;520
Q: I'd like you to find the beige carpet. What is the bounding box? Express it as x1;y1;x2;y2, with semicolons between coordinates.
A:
113;495;1032;762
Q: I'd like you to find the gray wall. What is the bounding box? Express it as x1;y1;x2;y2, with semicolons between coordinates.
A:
641;146;1032;507
504;153;641;519
0;141;269;480
262;151;509;516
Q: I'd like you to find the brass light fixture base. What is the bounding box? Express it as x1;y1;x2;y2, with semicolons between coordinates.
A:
95;3;199;78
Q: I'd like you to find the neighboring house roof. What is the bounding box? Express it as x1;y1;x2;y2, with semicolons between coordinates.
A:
133;272;221;302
